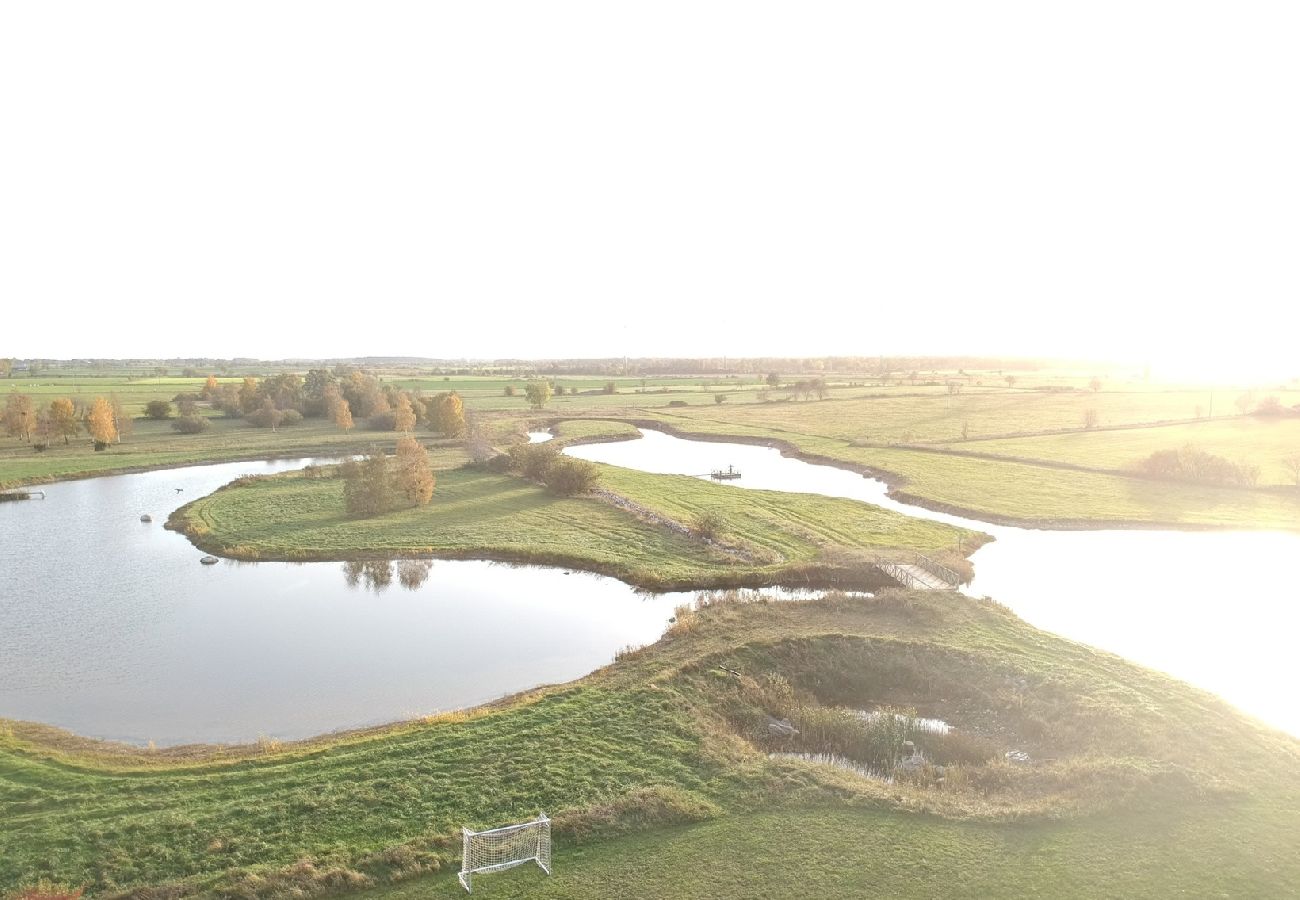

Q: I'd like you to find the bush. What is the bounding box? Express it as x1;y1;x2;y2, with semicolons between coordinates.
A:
1254;396;1289;417
667;400;688;407
507;442;560;480
1134;444;1260;487
280;409;304;426
171;415;211;434
693;510;726;540
367;411;397;431
247;404;284;429
541;456;600;495
144;400;173;419
602;381;616;394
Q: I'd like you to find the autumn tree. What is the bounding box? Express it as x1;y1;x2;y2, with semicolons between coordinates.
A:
3;393;35;440
48;398;79;444
525;380;551;410
432;391;466;437
1089;377;1102;393
341;452;395;517
395;436;435;506
86;397;118;447
238;377;261;415
333;396;354;432
393;392;417;433
110;393;132;441
201;374;220;400
0;359;13;378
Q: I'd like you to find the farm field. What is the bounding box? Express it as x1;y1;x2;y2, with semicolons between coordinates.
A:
4;591;1297;898
170;462;975;591
962;416;1300;486
6;367;1299;530
657;388;1300;444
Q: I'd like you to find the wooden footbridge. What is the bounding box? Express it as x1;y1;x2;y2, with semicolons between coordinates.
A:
878;552;963;591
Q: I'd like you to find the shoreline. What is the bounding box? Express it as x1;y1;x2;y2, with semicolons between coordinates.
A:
567;416;1300;534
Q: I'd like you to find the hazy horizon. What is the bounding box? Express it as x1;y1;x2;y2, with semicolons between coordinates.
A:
2;2;1297;380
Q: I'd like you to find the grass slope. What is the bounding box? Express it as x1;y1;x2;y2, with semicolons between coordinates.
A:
3;593;1297;897
169;464;975;591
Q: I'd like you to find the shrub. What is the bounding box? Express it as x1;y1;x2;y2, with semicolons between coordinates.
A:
507;442;559;480
542;456;600;495
714;393;726;404
366;411;397;431
503;385;516;397
603;381;616;394
1254;396;1288;417
667;400;688;407
247;403;284;429
1133;444;1260;487
171;415;211;434
692;510;726;540
144;400;173;419
279;409;304;426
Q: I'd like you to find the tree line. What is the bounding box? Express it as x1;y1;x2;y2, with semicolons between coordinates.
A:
202;369;466;436
3;394;132;449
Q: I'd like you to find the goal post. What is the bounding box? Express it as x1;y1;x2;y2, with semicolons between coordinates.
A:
459;813;551;893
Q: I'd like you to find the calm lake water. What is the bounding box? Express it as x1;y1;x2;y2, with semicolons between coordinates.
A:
0;459;693;746
4;431;1297;744
567;429;1300;736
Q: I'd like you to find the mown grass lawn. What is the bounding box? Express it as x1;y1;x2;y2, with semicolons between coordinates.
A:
4;592;1298;898
364;801;1299;899
170;463;975;590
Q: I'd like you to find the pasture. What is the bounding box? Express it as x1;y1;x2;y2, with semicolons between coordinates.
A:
4;591;1298;898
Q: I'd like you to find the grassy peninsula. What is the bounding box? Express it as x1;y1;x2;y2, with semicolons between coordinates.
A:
167;462;978;591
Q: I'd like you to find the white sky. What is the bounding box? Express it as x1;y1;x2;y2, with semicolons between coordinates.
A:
1;2;1297;379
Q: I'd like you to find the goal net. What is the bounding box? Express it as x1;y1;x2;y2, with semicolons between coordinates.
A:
459;813;551;892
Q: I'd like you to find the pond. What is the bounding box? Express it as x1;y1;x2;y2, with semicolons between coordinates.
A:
566;429;1300;736
0;459;695;746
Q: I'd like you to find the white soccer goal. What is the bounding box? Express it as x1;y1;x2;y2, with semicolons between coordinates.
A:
459;813;551;893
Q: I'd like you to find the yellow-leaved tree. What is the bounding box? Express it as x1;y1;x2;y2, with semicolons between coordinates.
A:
393;392;417;433
432;391;466;437
395;436;435;506
86;397;118;447
48;398;79;444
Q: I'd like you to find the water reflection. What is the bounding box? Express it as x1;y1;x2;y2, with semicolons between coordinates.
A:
0;458;688;745
340;559;435;592
568;428;1300;736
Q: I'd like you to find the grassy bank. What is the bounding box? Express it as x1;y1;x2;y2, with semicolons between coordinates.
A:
3;591;1297;897
610;412;1300;531
167;463;977;591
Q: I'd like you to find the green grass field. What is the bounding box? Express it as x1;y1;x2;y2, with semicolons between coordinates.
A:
6;366;1300;529
961;416;1300;485
169;462;975;591
4;592;1297;898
